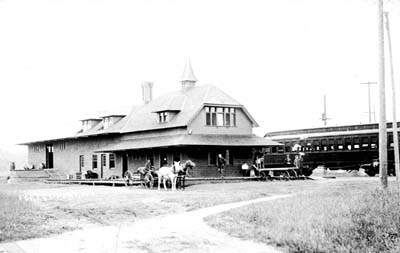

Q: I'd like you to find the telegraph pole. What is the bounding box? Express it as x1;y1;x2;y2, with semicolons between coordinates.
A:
378;0;388;188
384;12;400;183
361;82;377;123
321;95;330;126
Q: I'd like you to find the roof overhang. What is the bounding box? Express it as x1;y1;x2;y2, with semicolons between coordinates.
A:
96;134;282;152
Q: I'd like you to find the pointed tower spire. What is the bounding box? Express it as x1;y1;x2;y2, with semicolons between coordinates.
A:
181;60;197;91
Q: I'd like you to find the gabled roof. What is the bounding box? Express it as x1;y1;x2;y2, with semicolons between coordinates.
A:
117;84;258;134
21;84;260;144
75;84;259;137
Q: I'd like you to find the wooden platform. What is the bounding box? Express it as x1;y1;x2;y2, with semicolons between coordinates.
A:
45;175;307;187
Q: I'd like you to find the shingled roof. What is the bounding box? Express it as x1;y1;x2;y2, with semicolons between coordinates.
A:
74;84;258;137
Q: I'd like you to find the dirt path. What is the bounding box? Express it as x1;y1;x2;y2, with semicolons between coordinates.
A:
1;194;291;253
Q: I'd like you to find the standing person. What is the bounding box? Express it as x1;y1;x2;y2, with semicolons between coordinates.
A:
298;154;304;175
144;159;152;171
241;161;249;177
217;154;226;178
284;154;292;165
294;155;299;168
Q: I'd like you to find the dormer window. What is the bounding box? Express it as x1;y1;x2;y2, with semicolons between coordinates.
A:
81;119;101;132
101;115;125;130
205;106;236;127
104;117;110;129
158;112;168;123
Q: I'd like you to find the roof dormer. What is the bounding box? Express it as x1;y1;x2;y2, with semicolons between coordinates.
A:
101;115;125;130
81;118;102;132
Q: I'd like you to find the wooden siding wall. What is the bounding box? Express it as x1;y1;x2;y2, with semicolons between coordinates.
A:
28;136;123;179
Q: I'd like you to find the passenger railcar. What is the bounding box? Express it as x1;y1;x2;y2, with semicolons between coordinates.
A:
264;123;399;176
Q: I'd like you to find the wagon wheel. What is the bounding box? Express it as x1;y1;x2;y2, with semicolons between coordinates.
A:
283;171;290;180
288;169;298;178
166;178;172;189
143;173;154;189
259;171;268;181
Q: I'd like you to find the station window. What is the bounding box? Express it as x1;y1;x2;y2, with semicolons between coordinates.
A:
59;142;66;150
101;154;107;168
109;154;115;169
92;155;97;169
79;155;84;168
173;152;181;162
159;153;168;167
226;150;234;165
158;112;168;123
205;106;236;127
208;152;218;165
265;147;272;154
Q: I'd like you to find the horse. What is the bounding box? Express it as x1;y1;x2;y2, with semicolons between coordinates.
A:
157;161;181;191
176;160;195;189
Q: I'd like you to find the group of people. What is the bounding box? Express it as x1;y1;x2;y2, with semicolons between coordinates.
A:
216;153;264;178
140;153;304;179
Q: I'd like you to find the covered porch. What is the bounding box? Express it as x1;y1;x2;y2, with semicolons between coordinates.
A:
98;134;282;178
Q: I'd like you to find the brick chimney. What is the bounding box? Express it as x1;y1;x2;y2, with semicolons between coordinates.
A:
142;81;153;104
181;60;197;92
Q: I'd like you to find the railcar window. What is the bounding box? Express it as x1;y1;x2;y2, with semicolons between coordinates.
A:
337;139;344;150
265;147;272;154
389;135;394;147
321;139;328;151
353;138;360;150
272;146;277;153
361;137;369;150
345;138;352;150
371;136;378;149
312;140;320;151
284;143;291;152
329;139;335;151
277;146;284;153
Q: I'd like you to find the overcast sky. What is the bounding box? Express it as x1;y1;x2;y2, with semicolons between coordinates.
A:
1;0;400;155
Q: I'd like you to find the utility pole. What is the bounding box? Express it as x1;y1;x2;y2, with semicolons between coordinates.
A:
378;0;388;188
384;12;400;183
321;95;330;126
361;82;377;123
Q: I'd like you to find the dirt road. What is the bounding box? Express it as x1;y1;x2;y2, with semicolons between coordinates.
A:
1;194;290;253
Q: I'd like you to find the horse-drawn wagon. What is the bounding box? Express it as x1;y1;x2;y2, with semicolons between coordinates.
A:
124;160;195;190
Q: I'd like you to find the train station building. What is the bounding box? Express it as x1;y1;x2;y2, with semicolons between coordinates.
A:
21;62;280;178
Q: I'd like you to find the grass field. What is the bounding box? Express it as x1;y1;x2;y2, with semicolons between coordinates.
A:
0;177;393;249
0;191;75;242
206;179;400;252
0;179;323;243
